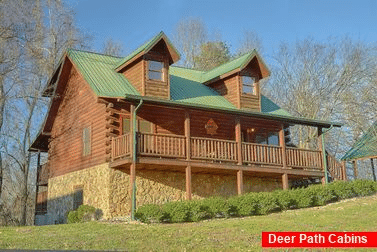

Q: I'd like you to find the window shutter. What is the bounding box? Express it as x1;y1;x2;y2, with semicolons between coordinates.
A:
82;127;91;156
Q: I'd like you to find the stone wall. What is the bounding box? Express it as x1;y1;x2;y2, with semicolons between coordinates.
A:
108;167;281;218
47;163;110;224
46;163;282;222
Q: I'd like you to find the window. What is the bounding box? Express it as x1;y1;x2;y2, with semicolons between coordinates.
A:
73;185;83;210
82;127;91;156
241;76;256;95
122;118;152;134
254;129;279;146
148;60;164;81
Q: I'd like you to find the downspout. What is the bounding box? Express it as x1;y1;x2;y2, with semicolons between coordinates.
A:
131;98;143;221
321;125;334;184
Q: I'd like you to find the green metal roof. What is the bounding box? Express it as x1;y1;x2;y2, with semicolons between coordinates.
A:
64;47;342;128
341;122;377;161
67;49;140;97
115;31;180;69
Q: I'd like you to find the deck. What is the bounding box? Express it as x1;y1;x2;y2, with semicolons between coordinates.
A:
110;133;328;177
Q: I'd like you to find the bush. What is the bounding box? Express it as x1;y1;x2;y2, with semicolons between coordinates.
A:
307;184;338;206
351;180;377;196
328;181;356;199
272;190;297;210
67;205;98;224
135;204;163;223
161;201;192;223
201;197;230;218
134;180;377;224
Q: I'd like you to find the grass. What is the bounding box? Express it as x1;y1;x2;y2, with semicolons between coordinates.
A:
1;194;377;251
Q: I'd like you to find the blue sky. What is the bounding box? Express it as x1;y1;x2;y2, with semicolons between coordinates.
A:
67;0;377;62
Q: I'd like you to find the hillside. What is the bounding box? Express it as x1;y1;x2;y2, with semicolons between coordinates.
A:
1;194;376;251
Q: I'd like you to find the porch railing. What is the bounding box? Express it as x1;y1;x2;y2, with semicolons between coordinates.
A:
111;133;325;171
138;133;186;158
242;143;283;165
286;147;322;170
111;133;131;161
191;137;237;162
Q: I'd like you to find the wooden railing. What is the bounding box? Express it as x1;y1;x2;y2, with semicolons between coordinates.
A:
286;147;322;170
138;133;186;158
110;133;328;171
242;143;282;165
190;137;237;162
327;153;346;180
111;133;131;161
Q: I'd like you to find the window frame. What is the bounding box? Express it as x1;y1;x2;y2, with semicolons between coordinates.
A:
147;60;164;82
241;75;257;95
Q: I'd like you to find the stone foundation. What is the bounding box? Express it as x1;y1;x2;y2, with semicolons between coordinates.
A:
47;163;111;224
46;163;282;222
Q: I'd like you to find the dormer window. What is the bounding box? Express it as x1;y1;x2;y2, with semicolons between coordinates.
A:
148;60;164;81
241;76;256;95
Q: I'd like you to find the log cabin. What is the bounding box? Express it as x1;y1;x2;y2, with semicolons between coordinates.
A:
30;31;344;224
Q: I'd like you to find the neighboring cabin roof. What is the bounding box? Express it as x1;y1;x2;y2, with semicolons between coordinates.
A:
341;122;377;161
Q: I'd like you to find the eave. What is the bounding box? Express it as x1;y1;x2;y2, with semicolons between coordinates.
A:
109;94;342;129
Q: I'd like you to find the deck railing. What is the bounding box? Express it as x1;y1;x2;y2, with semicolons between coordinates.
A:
242;143;283;165
327;153;346;180
190;137;237;162
138;133;186;158
111;133;326;171
286;147;322;170
111;133;131;161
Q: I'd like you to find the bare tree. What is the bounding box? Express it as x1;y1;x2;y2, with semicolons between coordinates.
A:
172;17;208;68
193;41;231;71
0;0;91;225
265;37;377;155
102;38;125;57
236;29;263;56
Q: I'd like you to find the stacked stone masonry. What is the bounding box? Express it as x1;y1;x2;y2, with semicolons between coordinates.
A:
47;163;282;223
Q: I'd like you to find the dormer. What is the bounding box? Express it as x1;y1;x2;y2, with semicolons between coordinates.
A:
115;32;180;99
203;50;269;111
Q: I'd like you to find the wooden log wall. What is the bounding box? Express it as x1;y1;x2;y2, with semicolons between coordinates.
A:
47;65;108;178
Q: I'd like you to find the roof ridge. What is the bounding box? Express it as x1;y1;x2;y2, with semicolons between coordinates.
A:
67;48;123;59
205;51;253;73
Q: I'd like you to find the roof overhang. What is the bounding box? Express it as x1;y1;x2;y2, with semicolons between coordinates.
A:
111;94;342;129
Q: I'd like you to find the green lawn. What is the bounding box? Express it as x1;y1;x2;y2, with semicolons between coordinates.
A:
1;194;376;251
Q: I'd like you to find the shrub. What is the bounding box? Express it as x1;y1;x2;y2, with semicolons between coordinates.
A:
272;190;297;210
351;180;377;197
290;188;316;208
201;197;230;218
135;204;163;223
228;193;259;217
328;181;356;199
67;205;98;224
161;201;192;223
186;200;212;222
307;184;338;206
255;192;280;215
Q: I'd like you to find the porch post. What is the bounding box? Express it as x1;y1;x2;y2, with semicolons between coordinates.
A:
279;125;289;190
370;158;376;181
130;104;136;219
186;165;192;200
235;117;242;165
318;127;327;184
353;160;358;179
341;161;347;181
237;170;244;195
185;111;191;160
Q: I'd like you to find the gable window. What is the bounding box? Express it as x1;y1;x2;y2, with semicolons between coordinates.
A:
241;76;256;95
148;60;164;81
82;127;91;156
